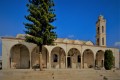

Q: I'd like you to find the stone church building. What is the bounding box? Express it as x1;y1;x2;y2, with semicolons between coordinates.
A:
1;15;119;69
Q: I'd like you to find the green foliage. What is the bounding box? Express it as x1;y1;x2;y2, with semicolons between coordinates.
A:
104;50;114;70
24;0;57;50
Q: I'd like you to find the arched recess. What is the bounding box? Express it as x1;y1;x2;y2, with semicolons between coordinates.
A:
31;47;49;69
83;49;94;69
95;50;104;68
51;47;66;69
10;44;30;69
67;48;81;68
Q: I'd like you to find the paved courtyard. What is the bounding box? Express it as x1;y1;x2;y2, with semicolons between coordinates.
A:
0;69;120;80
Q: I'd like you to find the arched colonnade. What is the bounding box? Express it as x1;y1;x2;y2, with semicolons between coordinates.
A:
10;44;105;69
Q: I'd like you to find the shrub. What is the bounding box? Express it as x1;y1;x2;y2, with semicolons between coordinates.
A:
104;50;114;70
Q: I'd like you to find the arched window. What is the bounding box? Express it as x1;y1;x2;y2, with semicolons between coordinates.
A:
102;38;104;45
97;27;100;34
97;38;99;45
53;54;58;62
102;26;104;33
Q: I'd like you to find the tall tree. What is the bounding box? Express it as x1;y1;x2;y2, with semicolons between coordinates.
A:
24;0;57;70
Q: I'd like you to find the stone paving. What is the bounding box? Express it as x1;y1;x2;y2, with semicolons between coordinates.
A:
0;69;120;80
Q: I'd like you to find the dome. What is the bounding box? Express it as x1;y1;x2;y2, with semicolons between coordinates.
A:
16;34;25;39
85;41;94;45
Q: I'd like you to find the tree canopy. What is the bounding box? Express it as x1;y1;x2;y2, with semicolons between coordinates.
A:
104;50;114;70
24;0;57;51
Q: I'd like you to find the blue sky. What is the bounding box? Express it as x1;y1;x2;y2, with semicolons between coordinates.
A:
0;0;120;56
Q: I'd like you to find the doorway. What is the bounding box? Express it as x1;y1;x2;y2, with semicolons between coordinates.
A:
67;57;71;68
10;44;30;69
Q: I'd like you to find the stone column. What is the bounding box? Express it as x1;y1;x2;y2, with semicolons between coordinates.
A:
59;53;61;69
47;51;49;69
65;43;68;69
102;59;104;68
49;54;51;69
30;52;32;69
66;56;67;68
8;50;11;69
94;54;96;69
81;56;83;69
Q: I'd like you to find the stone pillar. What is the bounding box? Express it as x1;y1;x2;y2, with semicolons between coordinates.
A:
59;54;61;69
66;56;67;68
81;56;83;69
30;52;32;69
49;54;51;69
65;43;67;69
47;51;49;69
94;54;96;69
102;59;104;68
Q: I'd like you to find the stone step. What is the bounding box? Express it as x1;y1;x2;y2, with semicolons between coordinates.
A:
0;70;120;80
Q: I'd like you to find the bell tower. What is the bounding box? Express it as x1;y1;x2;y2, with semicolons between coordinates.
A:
96;15;106;47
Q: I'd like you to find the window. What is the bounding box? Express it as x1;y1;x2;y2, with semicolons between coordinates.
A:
102;38;104;45
78;55;81;63
97;38;99;45
53;54;58;62
102;26;104;33
97;27;100;34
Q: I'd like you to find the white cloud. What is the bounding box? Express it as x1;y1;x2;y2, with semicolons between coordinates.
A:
115;42;120;46
67;35;75;39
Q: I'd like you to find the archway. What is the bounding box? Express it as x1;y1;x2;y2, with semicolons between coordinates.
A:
10;44;30;69
96;50;104;68
83;49;94;69
51;47;66;69
67;48;81;68
31;47;49;69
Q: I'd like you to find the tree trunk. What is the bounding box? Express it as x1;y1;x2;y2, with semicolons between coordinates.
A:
39;52;43;71
39;46;43;71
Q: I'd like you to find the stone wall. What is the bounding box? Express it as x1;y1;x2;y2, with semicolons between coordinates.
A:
2;38;120;69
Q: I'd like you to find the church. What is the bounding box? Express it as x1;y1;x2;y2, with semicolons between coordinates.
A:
1;15;119;69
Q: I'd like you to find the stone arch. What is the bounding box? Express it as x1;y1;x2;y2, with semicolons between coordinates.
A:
10;44;30;69
51;46;66;54
95;50;104;68
51;47;66;69
31;46;49;69
83;49;94;69
67;47;80;55
67;48;81;68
